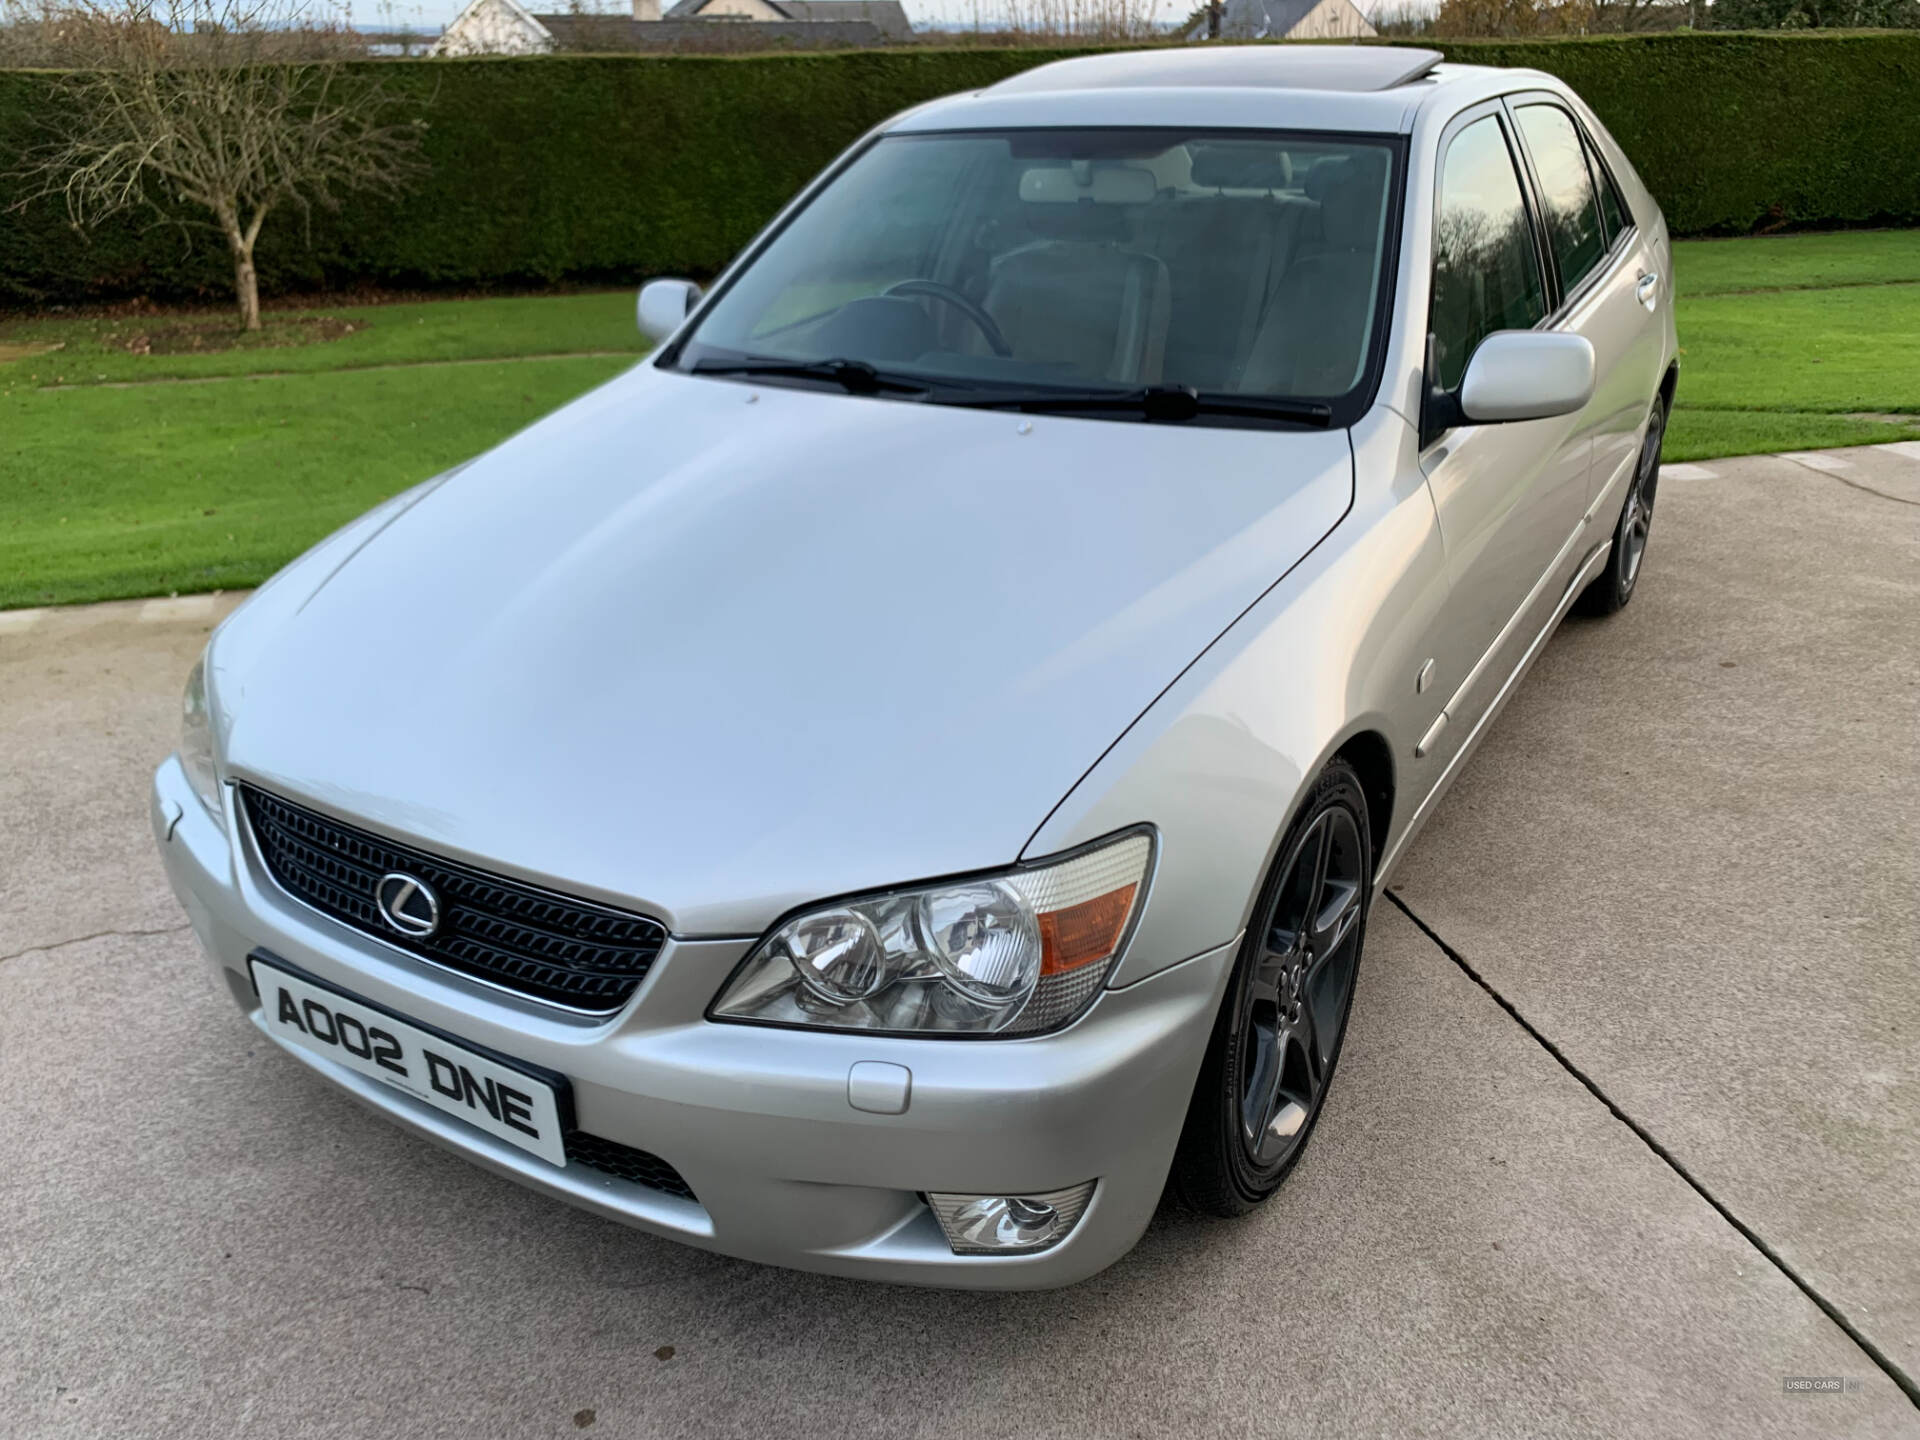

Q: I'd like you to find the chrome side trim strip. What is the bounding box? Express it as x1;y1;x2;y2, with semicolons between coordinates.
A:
1440;503;1594;728
1375;536;1613;893
1414;712;1448;760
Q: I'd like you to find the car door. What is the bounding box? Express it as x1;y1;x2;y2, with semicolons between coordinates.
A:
1414;102;1587;770
1508;96;1667;516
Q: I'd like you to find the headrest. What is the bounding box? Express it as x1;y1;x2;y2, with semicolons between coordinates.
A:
1020;199;1134;243
1189;145;1292;192
1303;157;1352;202
1307;154;1386;252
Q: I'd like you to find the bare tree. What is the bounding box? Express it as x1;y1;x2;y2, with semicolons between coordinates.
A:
9;0;426;330
1432;0;1693;30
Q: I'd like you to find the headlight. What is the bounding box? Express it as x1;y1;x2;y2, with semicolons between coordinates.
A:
710;830;1152;1037
180;653;223;819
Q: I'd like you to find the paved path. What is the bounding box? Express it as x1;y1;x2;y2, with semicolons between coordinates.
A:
2;447;1916;1438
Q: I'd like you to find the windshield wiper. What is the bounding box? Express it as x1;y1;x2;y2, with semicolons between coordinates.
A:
686;363;1334;426
937;383;1334;428
688;355;929;397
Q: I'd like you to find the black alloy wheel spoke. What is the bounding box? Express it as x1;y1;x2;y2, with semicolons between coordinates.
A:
1239;806;1364;1169
1623;408;1664;587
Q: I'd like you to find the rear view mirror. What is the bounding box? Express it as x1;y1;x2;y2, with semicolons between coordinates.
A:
1018;164;1158;205
637;278;702;343
1458;331;1595;424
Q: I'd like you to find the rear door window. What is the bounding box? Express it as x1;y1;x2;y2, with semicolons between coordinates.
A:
1429;114;1548;393
1514;104;1607;295
1585;132;1631;245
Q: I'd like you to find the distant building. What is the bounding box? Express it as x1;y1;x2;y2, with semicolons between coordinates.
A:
663;0;913;39
1183;0;1377;41
431;0;552;55
431;0;911;55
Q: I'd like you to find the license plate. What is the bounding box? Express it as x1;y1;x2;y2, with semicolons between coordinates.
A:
250;957;568;1167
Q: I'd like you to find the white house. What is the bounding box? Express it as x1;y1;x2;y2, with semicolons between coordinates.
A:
1184;0;1378;41
431;0;556;56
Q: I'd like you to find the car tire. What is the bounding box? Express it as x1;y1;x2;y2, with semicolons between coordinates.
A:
1576;392;1669;618
1169;760;1373;1218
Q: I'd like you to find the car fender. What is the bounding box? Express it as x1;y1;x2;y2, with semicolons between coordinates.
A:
1024;406;1448;989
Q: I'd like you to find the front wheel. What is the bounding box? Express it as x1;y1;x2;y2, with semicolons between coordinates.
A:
1577;393;1668;617
1169;761;1372;1217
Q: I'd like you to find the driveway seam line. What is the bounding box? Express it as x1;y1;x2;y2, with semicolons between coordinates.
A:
1384;888;1920;1411
1777;455;1920;508
0;923;191;969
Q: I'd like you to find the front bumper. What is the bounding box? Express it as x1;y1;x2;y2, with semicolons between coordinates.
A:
153;759;1234;1289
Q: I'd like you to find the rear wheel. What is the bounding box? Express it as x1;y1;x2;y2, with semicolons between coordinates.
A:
1577;393;1668;617
1170;761;1371;1217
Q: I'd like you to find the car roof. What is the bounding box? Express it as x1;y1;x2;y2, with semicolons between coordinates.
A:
885;47;1546;138
988;46;1447;96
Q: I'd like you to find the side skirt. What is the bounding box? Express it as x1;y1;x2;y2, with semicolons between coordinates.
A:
1373;532;1614;895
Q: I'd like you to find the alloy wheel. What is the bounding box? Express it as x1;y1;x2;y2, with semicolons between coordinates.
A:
1620;403;1666;591
1237;806;1366;1171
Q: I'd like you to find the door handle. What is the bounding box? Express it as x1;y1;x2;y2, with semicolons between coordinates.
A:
1636;272;1660;312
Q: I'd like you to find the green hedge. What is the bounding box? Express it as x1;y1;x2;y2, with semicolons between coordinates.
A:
1437;33;1920;237
2;33;1917;305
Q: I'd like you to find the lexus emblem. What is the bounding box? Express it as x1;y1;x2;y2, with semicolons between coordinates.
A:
376;872;441;938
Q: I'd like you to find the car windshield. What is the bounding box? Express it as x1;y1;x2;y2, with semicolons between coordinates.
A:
669;128;1400;425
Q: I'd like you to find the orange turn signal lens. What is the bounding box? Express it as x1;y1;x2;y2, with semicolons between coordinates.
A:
1037;883;1138;976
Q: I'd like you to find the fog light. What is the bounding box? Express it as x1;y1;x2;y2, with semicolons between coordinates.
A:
927;1182;1096;1255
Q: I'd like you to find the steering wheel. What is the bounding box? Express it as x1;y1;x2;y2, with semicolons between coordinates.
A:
882;279;1013;358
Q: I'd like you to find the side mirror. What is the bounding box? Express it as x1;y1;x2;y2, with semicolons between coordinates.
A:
637;278;702;344
1458;330;1595;424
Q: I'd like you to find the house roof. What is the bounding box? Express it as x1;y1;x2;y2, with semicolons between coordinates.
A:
776;0;913;35
1230;0;1319;36
663;0;912;37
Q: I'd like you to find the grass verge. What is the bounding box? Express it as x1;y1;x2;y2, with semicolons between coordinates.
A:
0;291;646;389
1668;231;1920;460
1671;230;1920;298
1663;408;1920;464
1;357;632;609
4;232;1919;608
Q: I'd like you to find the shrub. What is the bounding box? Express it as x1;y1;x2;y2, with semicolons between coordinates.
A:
1437;33;1920;235
2;33;1916;305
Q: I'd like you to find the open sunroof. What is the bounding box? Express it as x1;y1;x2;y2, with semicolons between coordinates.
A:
991;47;1445;97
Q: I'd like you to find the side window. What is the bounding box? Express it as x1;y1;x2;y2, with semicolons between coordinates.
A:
1430;115;1547;394
1585;133;1630;244
1514;104;1606;293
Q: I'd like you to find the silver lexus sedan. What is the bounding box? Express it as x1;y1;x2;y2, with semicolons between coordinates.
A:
154;46;1678;1288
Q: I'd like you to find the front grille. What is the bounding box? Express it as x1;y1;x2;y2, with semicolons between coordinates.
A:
241;785;668;1013
565;1132;698;1201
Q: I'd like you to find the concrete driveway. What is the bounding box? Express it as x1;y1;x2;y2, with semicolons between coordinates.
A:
3;446;1916;1438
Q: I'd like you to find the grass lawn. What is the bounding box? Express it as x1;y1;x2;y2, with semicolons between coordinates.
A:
1670;229;1920;298
1670;283;1920;414
0;291;647;387
1;290;647;609
2;358;633;608
2;233;1918;608
1664;230;1920;462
